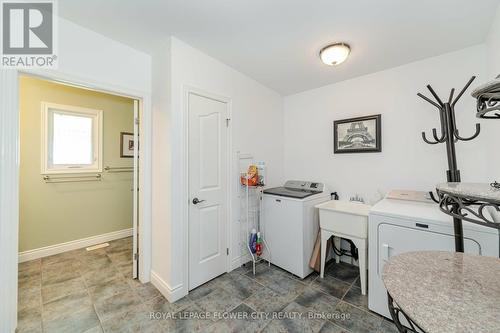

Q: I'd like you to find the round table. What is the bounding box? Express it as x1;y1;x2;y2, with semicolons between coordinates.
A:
382;251;500;333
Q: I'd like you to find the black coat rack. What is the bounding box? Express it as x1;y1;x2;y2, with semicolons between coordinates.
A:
418;76;480;252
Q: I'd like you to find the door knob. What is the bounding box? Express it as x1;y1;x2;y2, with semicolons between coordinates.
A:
192;197;206;205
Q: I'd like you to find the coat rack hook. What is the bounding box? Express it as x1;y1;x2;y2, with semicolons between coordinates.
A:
422;131;441;145
431;128;446;142
448;88;455;104
454;123;481;141
417;93;441;109
428;191;440;204
452;76;476;107
426;85;444;106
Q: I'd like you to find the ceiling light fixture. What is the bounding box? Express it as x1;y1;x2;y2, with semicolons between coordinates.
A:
319;43;351;66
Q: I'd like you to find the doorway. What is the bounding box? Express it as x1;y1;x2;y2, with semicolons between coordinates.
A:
187;90;231;290
16;75;142;330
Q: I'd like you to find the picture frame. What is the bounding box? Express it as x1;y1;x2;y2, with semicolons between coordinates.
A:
120;132;134;158
333;114;381;154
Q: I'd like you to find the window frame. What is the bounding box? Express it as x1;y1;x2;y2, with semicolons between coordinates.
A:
41;102;103;174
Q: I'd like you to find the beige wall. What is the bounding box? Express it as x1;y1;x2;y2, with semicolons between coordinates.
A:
19;76;134;252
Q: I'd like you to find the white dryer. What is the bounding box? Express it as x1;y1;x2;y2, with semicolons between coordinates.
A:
262;180;330;278
368;198;499;319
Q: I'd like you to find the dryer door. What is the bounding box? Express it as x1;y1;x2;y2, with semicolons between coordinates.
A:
378;224;481;276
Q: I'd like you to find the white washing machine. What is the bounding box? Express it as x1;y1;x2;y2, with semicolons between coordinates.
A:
368;198;499;319
262;180;330;278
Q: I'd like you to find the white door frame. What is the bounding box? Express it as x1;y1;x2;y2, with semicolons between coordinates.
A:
183;86;232;295
0;69;152;333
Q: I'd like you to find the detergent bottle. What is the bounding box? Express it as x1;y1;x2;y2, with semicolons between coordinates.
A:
256;232;262;256
249;229;257;253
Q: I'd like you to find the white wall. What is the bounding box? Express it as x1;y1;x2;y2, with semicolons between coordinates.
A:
0;17;152;333
486;4;500;77
150;37;284;301
283;45;498;204
484;4;500;181
151;41;173;292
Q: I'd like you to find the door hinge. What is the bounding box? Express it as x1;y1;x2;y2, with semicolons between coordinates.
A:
135;118;139;125
134;253;139;260
226;118;231;127
226;248;229;255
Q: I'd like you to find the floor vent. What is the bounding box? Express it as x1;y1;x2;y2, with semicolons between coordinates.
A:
86;243;109;251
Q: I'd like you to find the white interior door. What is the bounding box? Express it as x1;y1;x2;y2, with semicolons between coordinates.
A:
132;100;139;279
188;92;228;290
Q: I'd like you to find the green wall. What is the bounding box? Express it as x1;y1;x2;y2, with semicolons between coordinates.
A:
19;76;135;252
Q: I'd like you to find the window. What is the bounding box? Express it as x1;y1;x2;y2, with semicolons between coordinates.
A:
41;102;102;174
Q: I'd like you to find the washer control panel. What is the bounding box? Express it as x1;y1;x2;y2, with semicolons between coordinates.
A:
283;180;324;192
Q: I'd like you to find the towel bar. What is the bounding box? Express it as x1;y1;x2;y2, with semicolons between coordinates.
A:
43;174;102;183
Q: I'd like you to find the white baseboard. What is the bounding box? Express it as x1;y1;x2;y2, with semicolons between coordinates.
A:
19;228;133;263
150;270;185;302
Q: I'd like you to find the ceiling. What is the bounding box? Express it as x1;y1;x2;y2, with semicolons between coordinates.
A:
59;0;500;95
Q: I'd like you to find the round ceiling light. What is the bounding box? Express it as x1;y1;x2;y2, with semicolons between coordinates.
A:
319;43;351;66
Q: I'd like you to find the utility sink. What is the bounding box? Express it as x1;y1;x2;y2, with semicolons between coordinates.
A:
316;200;372;295
315;200;372;238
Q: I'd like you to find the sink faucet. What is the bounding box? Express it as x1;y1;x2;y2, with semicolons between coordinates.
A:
350;194;365;203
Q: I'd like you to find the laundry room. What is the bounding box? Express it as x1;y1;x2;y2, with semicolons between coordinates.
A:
1;1;500;333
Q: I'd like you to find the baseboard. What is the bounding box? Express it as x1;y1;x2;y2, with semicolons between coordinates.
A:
150;270;185;303
18;228;133;263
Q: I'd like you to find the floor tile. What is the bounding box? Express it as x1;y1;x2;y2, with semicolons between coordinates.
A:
127;275;144;288
206;303;269;333
18;272;41;291
246;265;306;298
79;256;114;273
294;271;319;286
244;286;291;314
203;320;233;333
229;262;253;276
42;276;87;304
17;306;42;333
18;287;41;311
312;275;351;299
41;250;83;266
42;289;93;322
343;286;368;309
82;265;122;287
88;277;131;303
194;287;242;315
41;259;81;286
188;279;219;301
325;262;360;284
94;289;142;322
318;321;349;333
107;245;133;258
218;273;262;300
19;259;41;274
377;318;400;333
115;263;134;277
261;302;325;333
100;303;163;333
353;276;360;288
164;303;213;333
15;239;399;333
83;325;104;333
79;249;109;264
135;282;161;302
43;306;100;333
146;294;192;314
331;301;382;333
294;287;340;316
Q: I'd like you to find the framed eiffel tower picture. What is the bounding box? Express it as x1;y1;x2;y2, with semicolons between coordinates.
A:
333;114;381;153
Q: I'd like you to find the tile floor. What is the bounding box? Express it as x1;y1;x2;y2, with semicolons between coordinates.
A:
18;237;398;333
